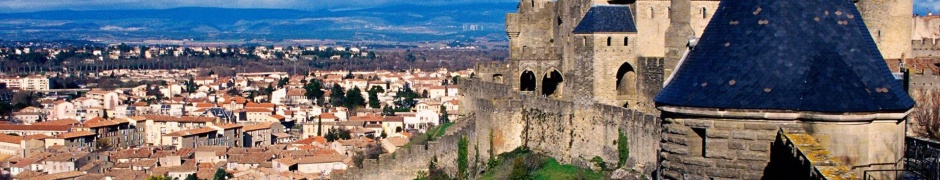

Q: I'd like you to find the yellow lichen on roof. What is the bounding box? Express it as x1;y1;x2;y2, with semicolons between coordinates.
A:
780;129;857;180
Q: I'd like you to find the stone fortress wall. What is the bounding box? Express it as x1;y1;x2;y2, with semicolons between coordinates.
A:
912;39;940;57
337;78;665;179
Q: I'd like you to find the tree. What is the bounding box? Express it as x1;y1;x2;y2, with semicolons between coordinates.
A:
213;168;231;180
439;106;450;124
368;88;381;108
11;91;35;110
146;175;171;180
95;138;112;151
186;76;197;93
226;88;240;96
263;83;275;96
344;71;354;79
618;129;630;168
101;109;109;119
382;106;396;116
345;87;366;109
329;84;346;107
325;128;338;142
422;90;430;98
394;83;419;109
304;80;325;105
277;77;289;88
317;116;323;136
912;90;940;141
457;136;469;180
185;174;198;180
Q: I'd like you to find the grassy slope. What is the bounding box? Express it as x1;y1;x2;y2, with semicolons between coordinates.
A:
479;148;604;180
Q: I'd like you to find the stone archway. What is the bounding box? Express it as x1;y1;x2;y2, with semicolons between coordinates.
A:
492;74;504;84
520;70;537;91
616;63;637;97
541;70;563;96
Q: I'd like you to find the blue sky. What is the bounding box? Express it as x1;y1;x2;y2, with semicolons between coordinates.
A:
0;0;516;12
0;0;936;14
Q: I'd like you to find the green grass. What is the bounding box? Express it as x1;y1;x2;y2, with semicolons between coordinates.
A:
532;158;605;180
478;148;605;180
400;122;454;149
429;122;454;139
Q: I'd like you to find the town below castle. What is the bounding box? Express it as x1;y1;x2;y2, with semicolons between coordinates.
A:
1;0;940;180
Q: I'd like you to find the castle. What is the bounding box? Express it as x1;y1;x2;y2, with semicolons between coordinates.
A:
337;0;919;179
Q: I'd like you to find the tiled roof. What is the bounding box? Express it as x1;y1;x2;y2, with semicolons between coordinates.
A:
296;154;346;164
655;0;915;113
55;131;96;139
164;127;216;137
245;103;275;108
0;134;23;144
0;124;70;131
350;114;383;122
244;108;272;113
293;136;327;145
318;113;338;119
144;115;215;123
242;122;276;132
214;123;242;130
32;119;81;126
83;117;128;128
573;5;637;34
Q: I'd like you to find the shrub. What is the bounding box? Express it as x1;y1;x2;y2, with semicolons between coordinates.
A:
510;157;528;180
618;129;630;168
458;136;469;179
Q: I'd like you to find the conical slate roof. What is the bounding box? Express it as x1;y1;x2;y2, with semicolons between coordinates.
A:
573;5;637;34
654;0;914;113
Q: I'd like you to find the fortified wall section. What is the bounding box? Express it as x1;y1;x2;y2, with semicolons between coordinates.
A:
912;39;940;57
333;118;478;180
461;78;662;174
339;78;664;179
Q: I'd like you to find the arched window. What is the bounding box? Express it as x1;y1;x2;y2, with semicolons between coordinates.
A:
624;37;629;46
520;70;536;91
541;70;563;96
531;0;535;7
616;63;637;96
492;74;504;84
607;37;612;46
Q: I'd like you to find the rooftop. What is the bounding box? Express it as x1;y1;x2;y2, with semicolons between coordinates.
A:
655;0;914;113
573;5;637;34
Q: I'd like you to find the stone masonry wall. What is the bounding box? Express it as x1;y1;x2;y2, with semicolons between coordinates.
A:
339;77;664;179
660;117;803;180
463;79;663;175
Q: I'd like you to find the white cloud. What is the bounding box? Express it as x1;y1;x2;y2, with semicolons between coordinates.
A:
0;0;517;12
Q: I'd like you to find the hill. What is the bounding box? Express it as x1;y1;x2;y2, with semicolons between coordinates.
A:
0;3;516;42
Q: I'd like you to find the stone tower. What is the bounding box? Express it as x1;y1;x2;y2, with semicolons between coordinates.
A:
571;5;640;107
493;0;717;112
663;0;694;79
857;0;913;63
656;0;914;178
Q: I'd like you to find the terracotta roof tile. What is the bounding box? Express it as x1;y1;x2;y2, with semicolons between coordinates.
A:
55;131;96;139
144;115;215;123
0;134;23;144
0;124;71;131
242;122;276;132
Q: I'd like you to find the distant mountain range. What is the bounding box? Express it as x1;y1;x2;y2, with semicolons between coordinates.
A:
0;3;517;43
